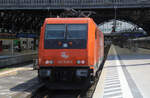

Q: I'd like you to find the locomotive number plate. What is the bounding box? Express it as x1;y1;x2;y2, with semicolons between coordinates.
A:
57;60;73;64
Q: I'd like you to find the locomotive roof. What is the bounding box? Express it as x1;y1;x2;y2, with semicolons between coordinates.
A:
45;18;93;24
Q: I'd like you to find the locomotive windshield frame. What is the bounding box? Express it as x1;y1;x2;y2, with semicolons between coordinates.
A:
44;23;88;49
45;24;88;40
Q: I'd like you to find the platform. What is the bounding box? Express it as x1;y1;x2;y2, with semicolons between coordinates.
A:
0;50;37;57
0;50;37;67
0;64;39;98
93;45;150;98
0;45;150;98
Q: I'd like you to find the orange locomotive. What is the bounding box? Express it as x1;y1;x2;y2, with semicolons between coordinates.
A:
38;18;104;89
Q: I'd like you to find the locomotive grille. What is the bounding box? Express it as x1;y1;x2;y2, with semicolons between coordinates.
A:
54;69;75;81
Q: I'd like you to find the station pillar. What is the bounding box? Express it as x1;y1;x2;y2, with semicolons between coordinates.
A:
33;38;36;50
11;40;14;55
0;40;2;52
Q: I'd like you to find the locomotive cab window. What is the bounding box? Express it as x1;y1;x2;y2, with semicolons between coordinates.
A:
44;24;88;49
67;24;87;39
45;24;65;39
95;28;97;39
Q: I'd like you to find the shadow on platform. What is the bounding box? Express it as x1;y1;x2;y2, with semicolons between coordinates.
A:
10;77;39;92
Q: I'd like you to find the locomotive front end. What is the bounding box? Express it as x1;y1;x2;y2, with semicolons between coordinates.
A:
38;18;91;83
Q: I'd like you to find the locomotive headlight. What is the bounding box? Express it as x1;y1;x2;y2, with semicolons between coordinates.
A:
76;60;81;64
81;60;85;64
49;60;53;64
45;60;53;64
45;60;49;64
77;60;85;64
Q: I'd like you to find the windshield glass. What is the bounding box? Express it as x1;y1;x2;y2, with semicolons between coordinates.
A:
45;24;87;40
45;24;65;39
67;24;87;39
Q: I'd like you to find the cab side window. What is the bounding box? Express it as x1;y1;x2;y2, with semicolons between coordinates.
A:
95;28;98;40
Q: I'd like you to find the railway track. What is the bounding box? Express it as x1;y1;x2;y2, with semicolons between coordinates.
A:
31;45;110;98
31;69;102;98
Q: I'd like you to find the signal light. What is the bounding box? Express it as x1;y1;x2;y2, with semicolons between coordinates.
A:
58;41;62;46
69;42;72;46
77;60;81;64
63;43;68;47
